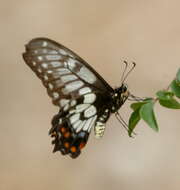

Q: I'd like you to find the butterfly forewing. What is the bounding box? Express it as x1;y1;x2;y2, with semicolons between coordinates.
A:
23;38;113;106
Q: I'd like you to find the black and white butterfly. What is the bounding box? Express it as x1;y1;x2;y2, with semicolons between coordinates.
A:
23;38;135;158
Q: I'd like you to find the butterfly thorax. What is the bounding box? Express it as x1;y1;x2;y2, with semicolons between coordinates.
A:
94;84;129;138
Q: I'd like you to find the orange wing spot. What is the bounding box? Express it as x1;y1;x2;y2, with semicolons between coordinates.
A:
60;127;66;133
79;142;86;149
70;146;77;153
64;132;71;138
64;142;70;148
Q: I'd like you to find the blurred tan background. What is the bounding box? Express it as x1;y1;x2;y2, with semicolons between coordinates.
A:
1;0;180;190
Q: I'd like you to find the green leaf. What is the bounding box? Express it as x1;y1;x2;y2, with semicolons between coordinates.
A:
157;90;180;109
159;99;180;109
128;108;141;137
130;98;152;111
140;101;159;132
131;102;145;111
156;90;174;100
171;80;180;98
176;68;180;83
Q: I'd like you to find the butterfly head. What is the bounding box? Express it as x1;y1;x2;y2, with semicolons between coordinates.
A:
111;84;129;113
110;61;136;113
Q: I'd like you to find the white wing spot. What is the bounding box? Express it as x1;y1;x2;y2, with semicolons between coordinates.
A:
70;113;80;124
65;81;84;93
70;100;77;107
41;49;48;54
83;116;97;132
69;109;76;114
53;80;63;88
61;88;69;95
59;99;69;107
76;120;86;132
49;50;58;54
99;117;104;121
64;104;69;111
79;87;92;95
83;117;93;131
41;63;48;69
48;83;54;90
47;70;53;74
50;61;62;67
38;56;43;61
64;61;68;67
105;109;109;113
34;50;38;54
58;119;62;125
68;58;76;70
84;105;97;118
43;75;48;81
59;49;67;55
76;104;90;112
61;75;77;83
84;93;96;104
32;61;36;66
56;68;71;75
42;41;48;47
52;92;59;99
37;68;42;73
46;55;62;61
77;66;96;84
73;120;82;130
88;116;97;132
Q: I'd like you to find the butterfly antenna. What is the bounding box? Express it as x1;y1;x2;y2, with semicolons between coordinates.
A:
122;61;136;84
115;112;136;136
121;60;128;83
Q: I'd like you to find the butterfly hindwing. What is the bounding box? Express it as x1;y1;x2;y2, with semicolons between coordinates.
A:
23;38;113;158
50;99;98;158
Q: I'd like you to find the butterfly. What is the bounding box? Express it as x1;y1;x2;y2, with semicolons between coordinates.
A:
23;38;135;158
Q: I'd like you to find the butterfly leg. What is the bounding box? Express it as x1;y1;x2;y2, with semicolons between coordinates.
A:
115;112;137;136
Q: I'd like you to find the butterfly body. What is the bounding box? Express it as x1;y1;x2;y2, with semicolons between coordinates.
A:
23;38;129;158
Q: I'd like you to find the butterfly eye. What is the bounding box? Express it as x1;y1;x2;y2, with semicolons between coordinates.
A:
122;84;128;93
121;84;129;100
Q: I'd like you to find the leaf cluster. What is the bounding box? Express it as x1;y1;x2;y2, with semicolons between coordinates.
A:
128;68;180;137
